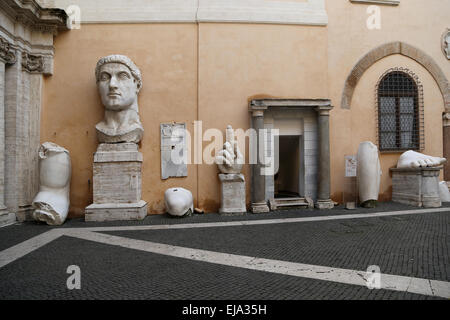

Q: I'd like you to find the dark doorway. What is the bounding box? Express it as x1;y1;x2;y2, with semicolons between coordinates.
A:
275;135;300;198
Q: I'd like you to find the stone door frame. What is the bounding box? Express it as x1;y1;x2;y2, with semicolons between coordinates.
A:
248;99;334;212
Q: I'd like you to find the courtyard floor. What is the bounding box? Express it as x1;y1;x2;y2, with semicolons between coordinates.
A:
0;202;449;301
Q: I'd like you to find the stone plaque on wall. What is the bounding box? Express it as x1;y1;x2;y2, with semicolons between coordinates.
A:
160;123;188;180
345;155;357;177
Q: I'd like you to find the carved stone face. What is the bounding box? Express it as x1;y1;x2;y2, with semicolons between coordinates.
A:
98;63;139;111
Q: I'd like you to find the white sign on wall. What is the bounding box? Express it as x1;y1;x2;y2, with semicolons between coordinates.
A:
345;155;357;177
160;123;188;180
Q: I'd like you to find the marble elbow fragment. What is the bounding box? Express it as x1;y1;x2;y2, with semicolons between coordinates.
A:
32;142;71;225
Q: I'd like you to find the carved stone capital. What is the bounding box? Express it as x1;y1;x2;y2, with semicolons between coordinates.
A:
0;36;17;65
21;52;44;73
444;112;450;127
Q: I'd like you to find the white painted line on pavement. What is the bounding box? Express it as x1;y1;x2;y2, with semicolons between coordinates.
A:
66;229;450;299
64;207;450;232
0;229;65;269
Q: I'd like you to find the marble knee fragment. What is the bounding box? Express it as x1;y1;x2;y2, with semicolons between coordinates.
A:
164;187;194;217
32;142;71;225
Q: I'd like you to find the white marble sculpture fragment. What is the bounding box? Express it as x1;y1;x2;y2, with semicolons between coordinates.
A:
397;150;446;169
164;187;194;217
439;181;450;202
95;54;144;143
32;142;71;225
357;141;382;207
215;125;244;174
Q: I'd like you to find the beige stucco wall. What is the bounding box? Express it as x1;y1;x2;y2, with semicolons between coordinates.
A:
41;22;328;216
197;23;328;211
41;0;449;216
334;55;445;201
326;0;449;202
42;24;199;216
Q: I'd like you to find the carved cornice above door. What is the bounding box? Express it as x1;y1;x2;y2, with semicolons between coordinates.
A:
0;0;68;75
1;0;68;35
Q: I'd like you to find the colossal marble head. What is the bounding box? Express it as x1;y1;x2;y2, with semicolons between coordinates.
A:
95;55;144;144
95;55;142;112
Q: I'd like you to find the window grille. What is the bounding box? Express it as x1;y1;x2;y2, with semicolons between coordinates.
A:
375;68;424;152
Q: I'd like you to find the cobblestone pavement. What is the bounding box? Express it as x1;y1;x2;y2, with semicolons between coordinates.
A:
0;202;449;300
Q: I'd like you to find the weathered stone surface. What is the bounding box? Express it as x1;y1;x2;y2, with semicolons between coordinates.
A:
92;144;143;204
94;143;142;162
391;167;442;208
219;173;246;214
85;200;147;222
4;55;43;221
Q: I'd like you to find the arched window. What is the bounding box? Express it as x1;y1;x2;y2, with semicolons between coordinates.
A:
377;68;423;151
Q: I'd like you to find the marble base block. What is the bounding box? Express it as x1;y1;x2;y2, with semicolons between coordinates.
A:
251;202;270;213
85;201;147;222
85;143;147;221
315;199;335;209
390;167;442;208
219;174;246;214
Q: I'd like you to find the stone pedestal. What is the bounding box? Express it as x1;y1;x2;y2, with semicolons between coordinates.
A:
390;167;442;208
85;143;147;221
219;174;246;214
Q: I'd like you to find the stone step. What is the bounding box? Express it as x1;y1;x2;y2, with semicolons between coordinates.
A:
276;201;309;207
275;197;305;202
269;197;310;210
